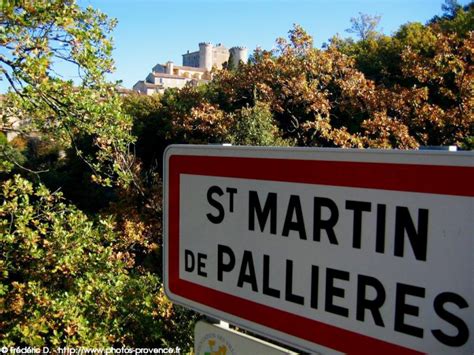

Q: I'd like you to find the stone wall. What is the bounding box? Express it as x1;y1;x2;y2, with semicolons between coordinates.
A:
212;44;230;69
182;51;200;67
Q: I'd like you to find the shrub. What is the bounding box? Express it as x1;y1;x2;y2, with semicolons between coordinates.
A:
0;175;164;347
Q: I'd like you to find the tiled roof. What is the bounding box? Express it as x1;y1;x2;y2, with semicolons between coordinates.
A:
134;80;161;88
151;72;191;79
154;65;207;73
175;65;207;72
116;86;134;94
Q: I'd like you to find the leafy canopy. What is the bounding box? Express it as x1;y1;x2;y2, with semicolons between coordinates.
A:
1;0;134;186
0;175;165;347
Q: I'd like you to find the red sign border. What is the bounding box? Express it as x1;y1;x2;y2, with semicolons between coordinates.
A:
167;154;473;354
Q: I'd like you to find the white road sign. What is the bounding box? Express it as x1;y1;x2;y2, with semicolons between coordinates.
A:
163;145;473;354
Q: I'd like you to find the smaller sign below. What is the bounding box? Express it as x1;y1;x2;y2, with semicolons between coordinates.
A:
195;320;301;355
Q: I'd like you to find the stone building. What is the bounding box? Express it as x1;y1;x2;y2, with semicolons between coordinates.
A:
182;42;247;71
133;42;247;95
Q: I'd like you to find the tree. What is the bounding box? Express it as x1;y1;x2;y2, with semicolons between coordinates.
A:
345;12;382;41
0;0;199;349
430;0;474;37
229;102;291;146
0;176;166;346
441;0;462;19
331;6;473;148
335;22;438;85
0;0;135;186
209;21;472;148
224;51;236;71
210;25;372;147
0;133;25;173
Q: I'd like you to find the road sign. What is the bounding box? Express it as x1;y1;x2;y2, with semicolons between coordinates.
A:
163;145;473;354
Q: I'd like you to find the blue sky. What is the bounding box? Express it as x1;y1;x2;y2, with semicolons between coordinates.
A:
1;0;471;92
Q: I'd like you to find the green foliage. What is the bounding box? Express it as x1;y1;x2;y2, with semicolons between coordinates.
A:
121;93;167;171
395;22;438;54
331;9;472;148
336;21;438;85
229;102;291;146
442;0;463;18
0;133;26;173
460;136;474;150
225;51;237;71
0;175;165;346
430;1;474;37
336;4;472;88
0;0;135;187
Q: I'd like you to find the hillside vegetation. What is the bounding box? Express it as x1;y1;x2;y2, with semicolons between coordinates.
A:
1;0;472;349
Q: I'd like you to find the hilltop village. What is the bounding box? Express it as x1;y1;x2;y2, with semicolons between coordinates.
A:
133;42;248;95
